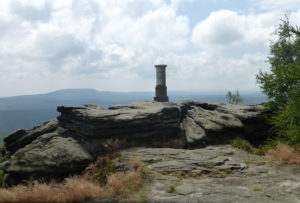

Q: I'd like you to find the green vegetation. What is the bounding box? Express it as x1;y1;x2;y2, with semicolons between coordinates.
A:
0;156;148;201
167;185;176;193
231;138;266;155
0;170;4;187
226;90;243;104
0;137;3;148
253;187;262;192
256;19;300;151
92;160;116;185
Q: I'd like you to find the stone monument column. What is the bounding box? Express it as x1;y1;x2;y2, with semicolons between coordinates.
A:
154;64;169;102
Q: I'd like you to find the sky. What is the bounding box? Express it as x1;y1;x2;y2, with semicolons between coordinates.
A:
0;0;300;97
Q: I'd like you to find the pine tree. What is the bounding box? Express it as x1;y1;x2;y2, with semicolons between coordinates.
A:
256;18;300;149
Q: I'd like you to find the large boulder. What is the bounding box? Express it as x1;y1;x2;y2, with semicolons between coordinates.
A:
1;100;269;184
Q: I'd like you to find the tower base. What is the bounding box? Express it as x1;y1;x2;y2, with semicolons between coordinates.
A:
154;85;169;102
154;96;169;102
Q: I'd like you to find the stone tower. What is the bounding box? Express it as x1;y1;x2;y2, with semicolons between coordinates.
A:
154;64;169;102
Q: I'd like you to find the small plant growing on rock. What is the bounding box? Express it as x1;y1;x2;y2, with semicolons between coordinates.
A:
106;170;143;197
103;139;126;156
130;156;145;171
0;177;103;202
106;156;148;197
93;161;116;185
231;138;265;155
253;187;262;192
167;185;176;193
83;156;117;185
267;143;300;164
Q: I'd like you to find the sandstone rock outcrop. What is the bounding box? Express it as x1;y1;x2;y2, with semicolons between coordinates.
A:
1;100;269;184
112;145;300;203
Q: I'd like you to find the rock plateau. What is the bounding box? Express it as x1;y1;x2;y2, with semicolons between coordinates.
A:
1;100;269;185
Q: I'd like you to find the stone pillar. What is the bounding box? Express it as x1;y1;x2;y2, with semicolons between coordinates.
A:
154;64;169;102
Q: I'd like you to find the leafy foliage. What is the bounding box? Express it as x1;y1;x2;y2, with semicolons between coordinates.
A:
270;89;300;149
256;18;300;149
93;160;116;185
226;90;243;104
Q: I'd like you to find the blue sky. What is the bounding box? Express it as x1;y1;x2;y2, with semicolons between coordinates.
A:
0;0;300;96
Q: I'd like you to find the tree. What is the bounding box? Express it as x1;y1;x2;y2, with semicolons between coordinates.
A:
226;90;243;104
256;18;300;149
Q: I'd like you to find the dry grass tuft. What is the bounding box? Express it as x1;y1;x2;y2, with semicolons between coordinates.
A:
0;177;103;202
130;156;145;171
0;155;148;202
61;177;103;200
107;156;146;197
267;144;300;164
107;170;143;197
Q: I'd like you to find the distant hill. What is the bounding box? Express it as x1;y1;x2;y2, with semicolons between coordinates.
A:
0;89;267;138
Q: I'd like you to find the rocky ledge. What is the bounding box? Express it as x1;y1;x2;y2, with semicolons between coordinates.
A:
99;145;299;203
1;100;269;185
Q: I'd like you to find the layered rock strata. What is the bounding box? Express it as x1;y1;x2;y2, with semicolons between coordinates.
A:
1;100;268;184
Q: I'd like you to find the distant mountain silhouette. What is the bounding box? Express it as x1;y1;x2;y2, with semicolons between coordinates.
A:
0;89;267;138
0;89;153;111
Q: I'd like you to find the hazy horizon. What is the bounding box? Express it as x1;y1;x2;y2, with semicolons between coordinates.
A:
0;88;266;98
0;89;267;137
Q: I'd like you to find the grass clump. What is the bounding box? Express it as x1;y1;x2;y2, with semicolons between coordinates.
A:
253;187;262;192
267;143;300;164
130;156;145;172
0;177;103;202
105;156;148;198
106;170;143;197
167;185;176;193
231;138;266;155
0;155;148;202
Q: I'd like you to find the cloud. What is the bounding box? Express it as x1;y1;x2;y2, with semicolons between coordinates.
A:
0;0;298;96
191;10;280;51
10;0;52;22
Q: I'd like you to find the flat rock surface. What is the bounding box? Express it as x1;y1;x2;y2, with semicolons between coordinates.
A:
117;145;300;203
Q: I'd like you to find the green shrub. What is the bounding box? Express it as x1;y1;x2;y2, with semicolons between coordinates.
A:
226;90;243;104
231;138;265;155
269;90;300;151
92;161;116;185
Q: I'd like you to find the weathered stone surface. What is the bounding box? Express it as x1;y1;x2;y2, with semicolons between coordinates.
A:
4;119;59;155
118;145;300;203
1;100;268;183
120;145;247;176
175;183;194;195
2;130;92;176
